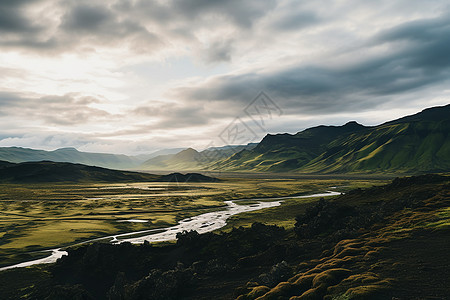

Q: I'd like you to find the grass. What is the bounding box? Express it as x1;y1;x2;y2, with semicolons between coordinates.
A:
0;177;387;267
223;196;323;229
0;174;448;299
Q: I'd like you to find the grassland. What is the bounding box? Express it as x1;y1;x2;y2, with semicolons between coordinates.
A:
0;174;447;299
0;176;388;267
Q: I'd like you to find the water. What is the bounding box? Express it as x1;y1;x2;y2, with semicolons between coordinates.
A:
0;190;340;271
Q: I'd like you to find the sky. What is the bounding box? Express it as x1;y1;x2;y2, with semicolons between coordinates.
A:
0;0;449;155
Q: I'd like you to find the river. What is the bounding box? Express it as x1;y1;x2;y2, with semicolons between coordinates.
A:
0;190;340;271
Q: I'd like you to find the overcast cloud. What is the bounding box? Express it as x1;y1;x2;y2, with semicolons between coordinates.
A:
0;0;449;154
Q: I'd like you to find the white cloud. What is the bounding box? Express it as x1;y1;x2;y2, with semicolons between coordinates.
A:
0;0;449;154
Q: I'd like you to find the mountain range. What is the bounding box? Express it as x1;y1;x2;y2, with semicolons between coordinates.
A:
214;104;450;174
0;147;185;170
0;104;448;174
139;143;257;171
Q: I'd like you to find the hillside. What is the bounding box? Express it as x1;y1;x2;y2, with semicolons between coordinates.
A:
214;104;450;174
214;121;368;172
0;161;159;183
140;148;203;171
0;161;218;183
140;143;256;171
1;173;448;299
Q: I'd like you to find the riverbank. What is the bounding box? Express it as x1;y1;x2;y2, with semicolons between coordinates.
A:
0;191;340;271
1;178;370;268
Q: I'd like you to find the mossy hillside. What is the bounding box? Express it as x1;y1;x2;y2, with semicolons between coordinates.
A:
212;105;450;174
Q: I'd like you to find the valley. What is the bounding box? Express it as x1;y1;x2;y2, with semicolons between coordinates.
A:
0;105;448;299
0;174;448;299
0;176;384;269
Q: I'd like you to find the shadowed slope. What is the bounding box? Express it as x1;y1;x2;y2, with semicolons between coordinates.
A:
0;161;218;183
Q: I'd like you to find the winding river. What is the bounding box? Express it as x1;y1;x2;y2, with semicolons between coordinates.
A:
0;191;340;271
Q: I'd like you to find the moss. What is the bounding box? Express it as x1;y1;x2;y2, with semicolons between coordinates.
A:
343;283;391;299
312;268;352;287
247;285;270;299
255;282;295;299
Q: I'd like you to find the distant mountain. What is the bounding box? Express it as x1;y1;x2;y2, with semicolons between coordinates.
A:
139;143;257;171
134;148;187;162
140;148;202;171
0;161;158;183
213;104;450;174
0;147;140;169
0;161;218;183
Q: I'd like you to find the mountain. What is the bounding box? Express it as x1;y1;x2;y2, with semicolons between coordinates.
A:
0;161;218;183
134;148;187;162
214;104;450;174
214;121;369;172
0;160;158;183
140;148;202;171
0;147;141;169
139;143;257;171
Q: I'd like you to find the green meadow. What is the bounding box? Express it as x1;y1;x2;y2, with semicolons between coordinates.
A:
0;177;387;267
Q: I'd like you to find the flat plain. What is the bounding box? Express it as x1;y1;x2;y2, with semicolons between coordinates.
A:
0;176;388;267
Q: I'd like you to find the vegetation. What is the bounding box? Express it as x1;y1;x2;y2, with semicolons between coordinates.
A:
211;104;450;174
0;176;378;267
0;174;448;299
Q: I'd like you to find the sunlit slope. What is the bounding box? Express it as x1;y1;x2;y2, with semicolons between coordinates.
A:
140;148;203;171
302;120;450;173
212;121;368;172
213;104;450;174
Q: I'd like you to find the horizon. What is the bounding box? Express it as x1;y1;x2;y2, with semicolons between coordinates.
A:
1;1;450;155
0;102;446;156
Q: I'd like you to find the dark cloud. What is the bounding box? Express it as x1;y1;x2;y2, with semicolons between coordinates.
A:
132;103;210;129
174;0;277;28
174;12;450;114
203;39;234;63
271;10;320;31
62;4;113;32
375;15;450;71
0;0;277;60
0;1;42;33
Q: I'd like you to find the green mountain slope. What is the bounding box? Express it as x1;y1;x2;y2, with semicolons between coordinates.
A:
213;121;369;172
213;104;450;174
139;144;257;171
303;119;450;173
140;148;203;171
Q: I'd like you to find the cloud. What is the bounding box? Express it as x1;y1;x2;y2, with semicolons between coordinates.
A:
374;14;450;71
1;0;450;154
172;11;450;115
0;92;113;126
202;39;234;63
270;9;320;31
0;1;43;33
59;2;163;52
0;0;282;64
